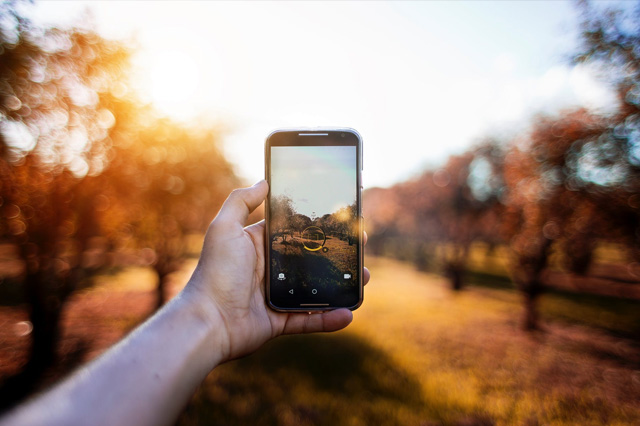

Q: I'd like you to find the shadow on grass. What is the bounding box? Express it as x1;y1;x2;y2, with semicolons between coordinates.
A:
0;338;89;413
538;289;640;340
465;269;640;340
179;333;438;425
464;270;515;292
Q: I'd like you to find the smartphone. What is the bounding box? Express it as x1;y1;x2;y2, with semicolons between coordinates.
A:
265;128;363;312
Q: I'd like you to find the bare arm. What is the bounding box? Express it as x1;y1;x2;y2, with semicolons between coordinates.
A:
1;180;369;426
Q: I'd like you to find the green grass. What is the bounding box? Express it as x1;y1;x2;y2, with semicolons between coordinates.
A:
177;257;640;425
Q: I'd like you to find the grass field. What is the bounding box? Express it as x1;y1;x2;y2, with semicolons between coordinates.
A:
1;256;638;425
178;256;640;425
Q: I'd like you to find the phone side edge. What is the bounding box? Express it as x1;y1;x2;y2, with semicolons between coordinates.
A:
354;129;364;311
264;132;273;310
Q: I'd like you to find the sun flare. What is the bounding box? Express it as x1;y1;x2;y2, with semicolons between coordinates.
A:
139;49;200;118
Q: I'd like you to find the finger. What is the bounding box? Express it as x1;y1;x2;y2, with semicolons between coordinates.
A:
214;180;268;227
362;232;369;285
245;220;266;254
246;219;265;234
282;309;353;335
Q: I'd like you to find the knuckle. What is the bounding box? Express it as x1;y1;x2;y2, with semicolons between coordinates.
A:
228;188;245;199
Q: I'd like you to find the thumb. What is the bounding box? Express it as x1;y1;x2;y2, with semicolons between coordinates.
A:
214;180;269;227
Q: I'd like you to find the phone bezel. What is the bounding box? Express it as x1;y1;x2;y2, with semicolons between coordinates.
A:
265;128;363;312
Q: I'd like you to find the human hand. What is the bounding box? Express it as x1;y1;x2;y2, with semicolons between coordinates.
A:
185;180;370;362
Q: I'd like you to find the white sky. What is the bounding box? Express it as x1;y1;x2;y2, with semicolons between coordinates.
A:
30;1;621;188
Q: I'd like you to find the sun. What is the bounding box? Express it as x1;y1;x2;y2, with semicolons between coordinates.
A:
138;49;200;119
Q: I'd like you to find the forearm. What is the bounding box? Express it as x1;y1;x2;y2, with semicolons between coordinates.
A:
0;180;359;426
1;286;226;426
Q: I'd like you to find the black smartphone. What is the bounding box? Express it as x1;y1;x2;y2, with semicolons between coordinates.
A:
265;128;363;312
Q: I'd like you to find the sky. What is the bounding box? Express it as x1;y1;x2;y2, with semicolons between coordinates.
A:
271;146;356;218
29;1;622;188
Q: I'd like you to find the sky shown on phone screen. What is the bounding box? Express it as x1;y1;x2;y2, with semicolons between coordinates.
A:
271;146;356;218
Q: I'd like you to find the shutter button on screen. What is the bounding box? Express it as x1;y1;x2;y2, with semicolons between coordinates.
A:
311;289;318;295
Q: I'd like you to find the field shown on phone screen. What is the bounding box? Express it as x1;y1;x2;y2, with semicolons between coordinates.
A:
270;227;357;292
269;145;358;302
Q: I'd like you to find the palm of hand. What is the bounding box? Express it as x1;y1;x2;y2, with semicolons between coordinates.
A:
189;182;355;362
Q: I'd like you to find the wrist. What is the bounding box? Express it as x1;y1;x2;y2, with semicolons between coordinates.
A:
179;277;232;366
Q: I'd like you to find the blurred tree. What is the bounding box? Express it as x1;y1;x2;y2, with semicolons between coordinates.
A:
0;0;130;405
573;0;640;258
269;194;294;243
362;186;406;258
102;119;237;308
291;213;312;237
337;202;359;245
318;202;358;245
364;141;505;290
315;213;334;236
501;0;640;330
427;144;505;290
364;0;640;330
502;110;607;330
0;0;238;407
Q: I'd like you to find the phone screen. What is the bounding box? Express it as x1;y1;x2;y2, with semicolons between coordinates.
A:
266;130;362;311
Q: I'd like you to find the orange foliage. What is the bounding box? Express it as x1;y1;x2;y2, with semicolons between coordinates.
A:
0;2;238;401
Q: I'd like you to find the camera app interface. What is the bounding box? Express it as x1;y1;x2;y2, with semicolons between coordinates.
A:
269;145;359;308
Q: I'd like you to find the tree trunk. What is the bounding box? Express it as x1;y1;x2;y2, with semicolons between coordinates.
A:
451;265;463;291
445;261;464;291
515;238;552;331
413;243;430;271
522;285;540;331
565;237;594;275
24;270;60;375
443;243;469;291
154;260;173;310
155;268;167;310
0;270;64;412
156;275;166;310
0;249;87;412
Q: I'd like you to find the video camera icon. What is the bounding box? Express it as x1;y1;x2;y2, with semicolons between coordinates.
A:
343;273;351;279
